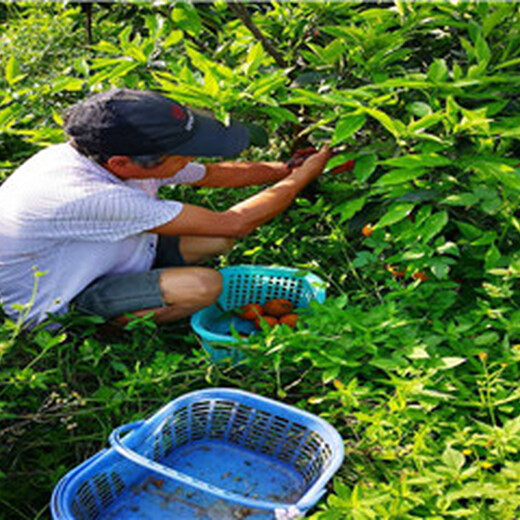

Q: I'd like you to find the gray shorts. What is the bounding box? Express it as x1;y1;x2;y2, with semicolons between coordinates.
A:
71;236;186;319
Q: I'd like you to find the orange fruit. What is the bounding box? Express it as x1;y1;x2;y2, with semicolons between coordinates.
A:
330;159;355;175
254;315;279;330
362;224;374;237
386;264;405;277
412;271;428;282
237;303;263;321
263;299;294;317
279;313;299;328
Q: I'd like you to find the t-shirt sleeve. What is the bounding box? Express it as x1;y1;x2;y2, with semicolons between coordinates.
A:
40;185;183;242
159;162;207;186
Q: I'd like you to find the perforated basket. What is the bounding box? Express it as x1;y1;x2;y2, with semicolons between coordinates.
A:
52;388;344;520
191;265;326;361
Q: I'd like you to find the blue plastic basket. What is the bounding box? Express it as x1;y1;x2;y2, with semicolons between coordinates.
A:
191;265;327;362
52;388;344;520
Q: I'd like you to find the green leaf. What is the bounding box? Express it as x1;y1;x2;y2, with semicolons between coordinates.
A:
333;196;367;223
483;4;514;37
456;221;482;240
284;88;333;106
430;258;452;279
87;60;140;87
353;153;377;183
375;168;427;186
408;112;444;134
495;57;520;71
376;203;415;228
363;107;404;138
485;244;501;270
455;107;490;134
92;40;121;54
243;42;265;76
257;106;299;125
442;193;479;206
322;39;346;63
406;102;432;117
185;45;212;73
203;69;219;97
50;77;85;93
163;30;183;48
427;59;449;82
475;33;491;67
469;159;520;190
0;104;20;130
248;71;288;98
172;4;202;36
420;211;448;243
442;447;465;471
5;55;24;85
384;153;451;169
474;331;499;346
441;357;467;369
331;114;366;145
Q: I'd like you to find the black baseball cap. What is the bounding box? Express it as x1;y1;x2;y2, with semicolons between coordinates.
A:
63;89;250;158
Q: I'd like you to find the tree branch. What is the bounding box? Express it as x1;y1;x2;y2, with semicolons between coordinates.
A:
228;2;287;69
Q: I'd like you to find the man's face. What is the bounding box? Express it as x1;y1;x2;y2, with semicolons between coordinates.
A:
107;154;196;180
137;155;195;178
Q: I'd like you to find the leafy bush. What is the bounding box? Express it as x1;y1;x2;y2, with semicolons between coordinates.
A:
1;2;520;519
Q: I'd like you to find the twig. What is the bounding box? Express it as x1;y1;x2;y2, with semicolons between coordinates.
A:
82;2;93;45
228;2;287;69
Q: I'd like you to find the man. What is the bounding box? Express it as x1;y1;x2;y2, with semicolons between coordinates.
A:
0;89;331;328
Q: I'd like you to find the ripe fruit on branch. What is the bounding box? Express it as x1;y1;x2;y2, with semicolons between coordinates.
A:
237;303;263;321
330;159;355;175
362;224;374;237
386;264;406;277
263;298;294;317
412;271;428;282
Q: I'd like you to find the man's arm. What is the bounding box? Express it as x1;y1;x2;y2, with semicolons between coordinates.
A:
191;161;291;188
148;147;331;238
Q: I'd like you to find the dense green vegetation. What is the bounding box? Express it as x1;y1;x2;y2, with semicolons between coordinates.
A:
1;1;520;518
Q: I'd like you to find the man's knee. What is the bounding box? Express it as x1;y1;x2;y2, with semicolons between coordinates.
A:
194;269;223;304
218;237;235;254
159;267;222;306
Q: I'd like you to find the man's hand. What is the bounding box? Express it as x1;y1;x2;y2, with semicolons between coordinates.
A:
286;146;355;175
292;146;332;181
285;147;319;170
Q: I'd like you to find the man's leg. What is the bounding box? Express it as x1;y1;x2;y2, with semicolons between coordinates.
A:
114;267;222;325
72;236;232;326
125;236;234;323
178;236;235;265
115;236;233;324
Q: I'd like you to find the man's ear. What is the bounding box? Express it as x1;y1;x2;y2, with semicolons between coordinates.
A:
105;155;133;177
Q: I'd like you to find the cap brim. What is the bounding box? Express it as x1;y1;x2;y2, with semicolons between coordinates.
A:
167;112;250;158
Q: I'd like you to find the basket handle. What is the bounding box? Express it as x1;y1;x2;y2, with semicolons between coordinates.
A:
109;420;303;514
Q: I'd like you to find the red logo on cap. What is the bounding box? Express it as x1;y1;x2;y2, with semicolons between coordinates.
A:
171;105;187;121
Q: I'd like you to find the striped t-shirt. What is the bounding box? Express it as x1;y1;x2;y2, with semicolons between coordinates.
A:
0;143;206;325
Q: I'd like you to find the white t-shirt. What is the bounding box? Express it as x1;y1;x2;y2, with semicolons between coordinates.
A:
0;143;206;325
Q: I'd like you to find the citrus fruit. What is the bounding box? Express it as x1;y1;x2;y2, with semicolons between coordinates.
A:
237;303;263;321
263;298;294;317
362;224;374;237
279;313;298;328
